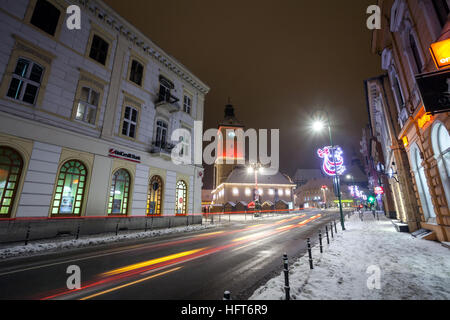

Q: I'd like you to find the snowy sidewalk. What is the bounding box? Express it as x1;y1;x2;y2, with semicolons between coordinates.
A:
250;213;450;300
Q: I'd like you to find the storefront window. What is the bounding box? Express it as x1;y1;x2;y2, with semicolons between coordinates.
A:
411;144;436;221
0;147;23;217
147;175;163;215
175;180;187;215
108;169;130;215
51;160;87;215
432;122;450;207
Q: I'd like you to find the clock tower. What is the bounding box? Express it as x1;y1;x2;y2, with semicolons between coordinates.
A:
213;102;245;189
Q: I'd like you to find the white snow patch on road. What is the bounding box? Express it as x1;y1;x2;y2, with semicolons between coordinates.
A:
0;224;218;260
250;213;450;300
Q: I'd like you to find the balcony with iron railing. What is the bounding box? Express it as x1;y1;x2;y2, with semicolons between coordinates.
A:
155;90;180;113
150;140;176;159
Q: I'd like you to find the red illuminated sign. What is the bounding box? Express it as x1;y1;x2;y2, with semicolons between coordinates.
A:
374;187;384;195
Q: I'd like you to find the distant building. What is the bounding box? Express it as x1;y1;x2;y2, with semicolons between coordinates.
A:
294;177;364;209
293;169;324;187
210;103;296;211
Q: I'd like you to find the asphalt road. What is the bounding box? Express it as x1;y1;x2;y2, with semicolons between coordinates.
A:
0;209;343;300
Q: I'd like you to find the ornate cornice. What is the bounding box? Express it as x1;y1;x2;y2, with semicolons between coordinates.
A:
73;0;210;95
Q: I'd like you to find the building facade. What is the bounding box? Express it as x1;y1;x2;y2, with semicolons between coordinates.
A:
0;0;209;221
364;0;449;241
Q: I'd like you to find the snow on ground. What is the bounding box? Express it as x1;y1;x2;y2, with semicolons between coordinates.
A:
250;212;450;300
0;224;218;260
0;211;306;260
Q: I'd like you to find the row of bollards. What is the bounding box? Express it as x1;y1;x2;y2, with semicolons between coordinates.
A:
223;218;343;300
279;220;341;300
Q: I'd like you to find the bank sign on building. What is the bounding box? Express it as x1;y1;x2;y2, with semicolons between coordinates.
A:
0;0;209;227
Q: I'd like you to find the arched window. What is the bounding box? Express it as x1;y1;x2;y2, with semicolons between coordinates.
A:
432;122;450;207
175;180;187;215
108;169;131;215
147;175;163;215
409;32;422;73
51;160;87;215
0;147;23;217
410;144;436;221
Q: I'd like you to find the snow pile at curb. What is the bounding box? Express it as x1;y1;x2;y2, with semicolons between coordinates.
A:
0;224;217;260
250;213;450;300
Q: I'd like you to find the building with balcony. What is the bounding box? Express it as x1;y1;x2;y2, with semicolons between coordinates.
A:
0;0;209;231
363;0;449;241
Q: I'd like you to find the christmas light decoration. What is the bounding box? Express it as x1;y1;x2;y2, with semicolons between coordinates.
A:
317;146;346;176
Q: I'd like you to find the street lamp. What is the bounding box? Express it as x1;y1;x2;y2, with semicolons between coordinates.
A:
311;110;346;231
247;162;263;206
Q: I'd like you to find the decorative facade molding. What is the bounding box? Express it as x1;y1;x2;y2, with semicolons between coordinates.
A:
74;0;210;95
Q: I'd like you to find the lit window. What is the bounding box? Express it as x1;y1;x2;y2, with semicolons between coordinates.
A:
258;188;263;196
232;188;239;196
245;188;251;196
278;189;284;196
0;147;23;217
147;175;163;215
108;169;130;215
121;106;138;138
51;160;87;215
30;0;61;36
269;189;275;195
7;58;44;105
285;189;291;196
76;87;99;125
175;180;187;215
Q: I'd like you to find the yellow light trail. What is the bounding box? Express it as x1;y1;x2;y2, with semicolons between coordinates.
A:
101;248;205;277
195;231;225;237
80;267;182;300
276;224;295;231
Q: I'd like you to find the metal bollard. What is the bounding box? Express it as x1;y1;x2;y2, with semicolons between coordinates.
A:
145;217;148;232
319;230;323;253
334;220;337;233
330;223;334;238
115;222;119;236
24;224;31;246
223;291;231;300
325;225;330;244
283;253;290;300
307;238;314;269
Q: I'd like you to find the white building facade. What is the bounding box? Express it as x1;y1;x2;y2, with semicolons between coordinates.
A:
0;0;209;220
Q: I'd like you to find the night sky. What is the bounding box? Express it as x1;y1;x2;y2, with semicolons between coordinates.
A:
103;0;383;188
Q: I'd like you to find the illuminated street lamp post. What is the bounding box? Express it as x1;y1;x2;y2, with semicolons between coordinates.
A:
247;163;263;207
312;111;346;231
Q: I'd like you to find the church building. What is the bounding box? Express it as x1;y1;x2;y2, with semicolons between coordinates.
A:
210;103;296;212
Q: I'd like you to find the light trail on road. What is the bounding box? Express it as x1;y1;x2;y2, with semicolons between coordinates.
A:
24;211;326;300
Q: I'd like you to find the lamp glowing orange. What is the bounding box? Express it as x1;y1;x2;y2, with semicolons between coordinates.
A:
430;38;450;69
402;136;409;148
418;113;432;129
